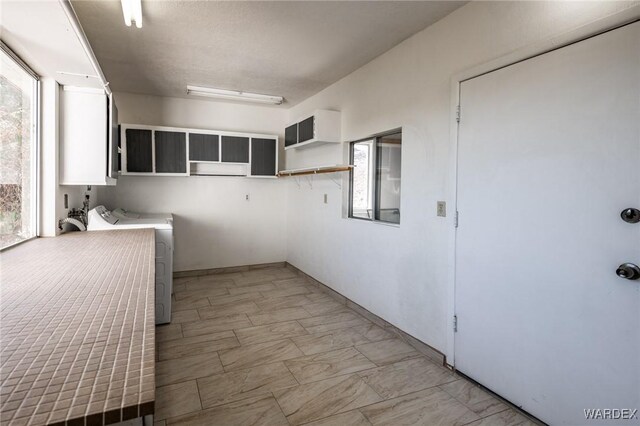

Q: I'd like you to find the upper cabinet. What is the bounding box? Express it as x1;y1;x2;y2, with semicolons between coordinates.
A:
221;136;250;163
189;134;219;162
125;129;153;173
250;138;277;176
155;131;187;174
285;123;298;148
284;110;341;150
121;124;278;178
122;126;188;176
59;87;118;185
298;116;314;143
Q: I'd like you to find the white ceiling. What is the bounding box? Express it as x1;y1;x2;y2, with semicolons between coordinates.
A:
71;0;466;106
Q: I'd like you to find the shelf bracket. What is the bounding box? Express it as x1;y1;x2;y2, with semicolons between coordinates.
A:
294;176;301;188
329;175;342;189
305;175;313;189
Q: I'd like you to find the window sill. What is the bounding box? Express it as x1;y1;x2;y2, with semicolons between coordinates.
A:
0;236;37;252
346;216;400;228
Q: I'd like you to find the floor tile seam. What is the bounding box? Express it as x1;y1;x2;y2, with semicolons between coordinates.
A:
350;344;383;368
462;406;511;424
293;408;373;426
293;366;384;388
278;374;383;426
354;336;415;351
197;390;291;417
288;339;370;358
190;378;205;410
270;391;294;426
351;385;453;414
435;381;496;407
174;284;232;298
217;338;298;373
232;334;305;348
155;379;203;423
244;314;312;328
356;383;515;425
281;361;301;387
298;304;318;318
360;372;462;401
156;361;225;388
298;310;370;329
157;334;240;361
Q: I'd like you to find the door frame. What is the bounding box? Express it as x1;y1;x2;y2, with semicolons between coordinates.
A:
445;9;640;366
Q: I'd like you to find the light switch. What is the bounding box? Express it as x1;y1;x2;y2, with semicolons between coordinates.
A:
437;201;446;217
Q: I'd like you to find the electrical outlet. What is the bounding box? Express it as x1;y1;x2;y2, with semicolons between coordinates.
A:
437;201;446;217
246;194;250;201
64;194;69;209
324;194;328;204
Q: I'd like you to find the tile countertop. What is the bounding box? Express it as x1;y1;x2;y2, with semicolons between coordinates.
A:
0;229;156;426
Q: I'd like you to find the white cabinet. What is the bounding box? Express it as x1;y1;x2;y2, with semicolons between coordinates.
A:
284;109;341;150
60;86;117;185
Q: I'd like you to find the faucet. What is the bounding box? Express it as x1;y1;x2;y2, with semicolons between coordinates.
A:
83;185;91;219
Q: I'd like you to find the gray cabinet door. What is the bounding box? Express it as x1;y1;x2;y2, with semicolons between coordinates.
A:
189;134;219;161
285;124;297;147
251;138;276;176
298;116;314;142
125;129;152;172
221;136;249;163
155;131;186;173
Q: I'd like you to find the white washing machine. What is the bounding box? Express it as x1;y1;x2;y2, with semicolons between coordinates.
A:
87;205;174;324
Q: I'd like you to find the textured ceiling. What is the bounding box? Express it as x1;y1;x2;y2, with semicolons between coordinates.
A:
72;1;466;106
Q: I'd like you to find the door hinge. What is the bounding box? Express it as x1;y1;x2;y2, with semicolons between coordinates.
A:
453;315;458;332
456;105;461;123
454;211;459;228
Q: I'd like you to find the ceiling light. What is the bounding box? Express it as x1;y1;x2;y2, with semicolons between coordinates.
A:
121;0;142;28
186;85;284;105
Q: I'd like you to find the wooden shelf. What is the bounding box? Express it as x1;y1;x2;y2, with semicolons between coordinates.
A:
278;164;354;177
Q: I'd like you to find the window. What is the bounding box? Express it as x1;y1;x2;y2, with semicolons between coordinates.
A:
1;44;39;249
349;131;401;224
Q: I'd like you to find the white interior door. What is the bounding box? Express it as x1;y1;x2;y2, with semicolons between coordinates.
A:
455;22;640;425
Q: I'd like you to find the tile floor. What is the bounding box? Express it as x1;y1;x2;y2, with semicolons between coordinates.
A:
154;266;538;426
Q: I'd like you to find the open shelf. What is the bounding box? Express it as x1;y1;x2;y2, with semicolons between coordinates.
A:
278;164;354;177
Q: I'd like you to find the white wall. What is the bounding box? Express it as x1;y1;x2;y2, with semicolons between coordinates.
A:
284;1;640;359
98;93;287;271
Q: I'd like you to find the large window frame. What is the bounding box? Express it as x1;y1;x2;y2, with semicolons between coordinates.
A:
1;42;40;250
348;129;402;225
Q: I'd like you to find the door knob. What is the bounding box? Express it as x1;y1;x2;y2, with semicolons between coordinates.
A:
616;263;640;280
620;208;640;223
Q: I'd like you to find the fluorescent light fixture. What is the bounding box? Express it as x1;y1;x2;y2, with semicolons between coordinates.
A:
121;0;142;28
186;85;284;105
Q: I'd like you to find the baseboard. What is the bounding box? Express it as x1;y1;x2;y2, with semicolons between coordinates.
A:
285;262;447;367
173;261;286;278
